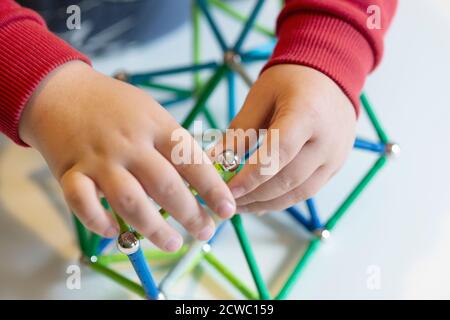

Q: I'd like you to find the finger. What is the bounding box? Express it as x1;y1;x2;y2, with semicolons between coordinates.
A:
209;82;274;160
237;165;332;213
157;128;236;219
61;171;119;238
228;106;315;198
98;166;183;252
236;143;324;206
129;150;215;241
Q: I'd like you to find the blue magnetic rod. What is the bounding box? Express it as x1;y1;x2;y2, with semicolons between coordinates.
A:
128;247;160;300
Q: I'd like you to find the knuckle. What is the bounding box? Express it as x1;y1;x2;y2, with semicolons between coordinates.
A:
308;106;322;123
180;213;204;231
277;172;297;191
200;185;230;213
118;127;136;143
143;226;169;245
291;188;309;203
83;213;102;231
277;141;295;165
157;180;179;198
114;190;138;213
138;219;160;239
200;185;220;203
141;226;160;241
303;100;323;124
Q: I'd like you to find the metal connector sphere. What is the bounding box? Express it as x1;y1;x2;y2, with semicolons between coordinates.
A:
202;243;212;253
217;149;240;172
385;142;401;157
117;231;140;255
224;50;241;65
113;70;129;82
157;292;166;300
314;228;330;241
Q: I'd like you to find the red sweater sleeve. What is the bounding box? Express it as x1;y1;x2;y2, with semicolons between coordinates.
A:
265;0;398;114
0;0;90;146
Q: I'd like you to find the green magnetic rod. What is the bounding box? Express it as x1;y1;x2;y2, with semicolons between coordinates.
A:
89;261;146;298
159;153;241;217
96;246;189;265
274;155;388;300
207;0;274;38
107;150;242;242
204;251;259;300
360;93;390;143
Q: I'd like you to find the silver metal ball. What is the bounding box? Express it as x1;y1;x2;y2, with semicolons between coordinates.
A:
202;243;211;253
113;70;129;82
217;149;240;172
385;142;401;157
224;50;241;65
117;231;140;255
314;229;330;240
157;292;166;300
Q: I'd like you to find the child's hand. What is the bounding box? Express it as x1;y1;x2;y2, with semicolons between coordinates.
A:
19;61;236;251
218;65;356;213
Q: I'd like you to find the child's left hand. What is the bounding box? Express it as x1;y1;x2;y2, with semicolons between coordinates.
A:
215;64;357;213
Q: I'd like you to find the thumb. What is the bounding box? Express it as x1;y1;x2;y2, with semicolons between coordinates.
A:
208;80;275;162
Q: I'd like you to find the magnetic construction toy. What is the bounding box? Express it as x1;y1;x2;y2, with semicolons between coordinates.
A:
72;0;400;300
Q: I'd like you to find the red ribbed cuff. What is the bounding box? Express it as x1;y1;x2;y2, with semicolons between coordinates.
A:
0;19;90;146
264;12;375;116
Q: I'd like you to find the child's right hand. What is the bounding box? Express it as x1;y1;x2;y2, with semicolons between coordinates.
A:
18;61;236;252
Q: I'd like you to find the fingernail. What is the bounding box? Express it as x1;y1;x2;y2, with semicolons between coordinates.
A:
105;226;119;238
230;187;245;198
217;200;236;217
164;236;182;252
197;225;215;241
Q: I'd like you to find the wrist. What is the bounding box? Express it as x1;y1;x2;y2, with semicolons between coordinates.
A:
19;61;93;149
264;12;374;116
